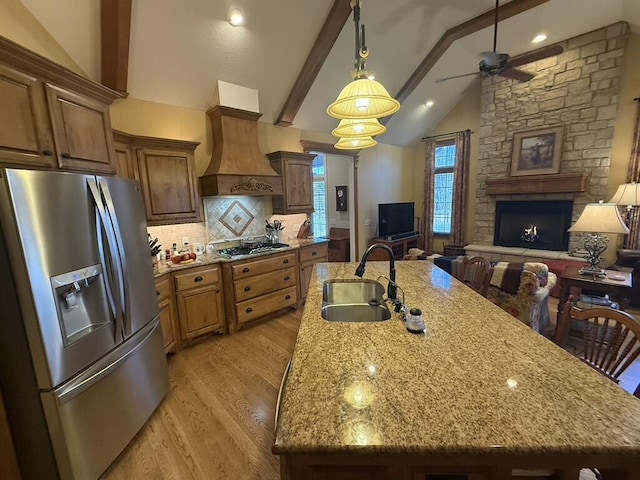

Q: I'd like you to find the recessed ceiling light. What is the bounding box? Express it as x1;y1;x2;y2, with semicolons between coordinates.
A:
424;100;434;108
228;8;244;26
532;33;547;44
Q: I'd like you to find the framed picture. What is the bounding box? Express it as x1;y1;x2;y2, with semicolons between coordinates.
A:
510;126;564;176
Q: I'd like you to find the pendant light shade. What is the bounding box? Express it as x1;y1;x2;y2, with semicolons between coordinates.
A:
327;78;400;120
334;135;377;150
331;117;387;138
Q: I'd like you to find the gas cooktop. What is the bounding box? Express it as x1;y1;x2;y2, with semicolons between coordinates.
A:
216;242;290;258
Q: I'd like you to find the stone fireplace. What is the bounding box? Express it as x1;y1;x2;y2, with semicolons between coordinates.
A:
469;22;627;263
494;200;573;251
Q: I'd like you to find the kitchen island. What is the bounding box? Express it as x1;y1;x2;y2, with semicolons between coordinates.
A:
273;261;640;479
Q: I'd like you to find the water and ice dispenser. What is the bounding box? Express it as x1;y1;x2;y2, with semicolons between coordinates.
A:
51;264;112;346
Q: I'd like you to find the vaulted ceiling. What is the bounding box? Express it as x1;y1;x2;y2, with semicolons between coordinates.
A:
21;0;640;147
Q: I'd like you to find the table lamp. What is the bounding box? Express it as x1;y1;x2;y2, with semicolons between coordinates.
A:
608;182;640;248
567;201;629;277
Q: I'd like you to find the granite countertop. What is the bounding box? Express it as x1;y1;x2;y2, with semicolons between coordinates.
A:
153;237;329;278
273;261;640;459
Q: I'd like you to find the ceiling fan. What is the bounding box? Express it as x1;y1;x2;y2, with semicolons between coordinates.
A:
436;0;564;84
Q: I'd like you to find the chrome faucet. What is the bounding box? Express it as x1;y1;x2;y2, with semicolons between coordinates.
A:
354;243;397;300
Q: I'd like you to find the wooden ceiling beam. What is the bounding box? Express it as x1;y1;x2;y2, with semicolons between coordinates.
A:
389;0;549;115
274;0;352;127
101;0;132;93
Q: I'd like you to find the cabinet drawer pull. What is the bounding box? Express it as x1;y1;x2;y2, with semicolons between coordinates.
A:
285;295;291;300
284;276;290;281
246;307;253;313
244;286;251;292
43;150;53;156
61;152;71;158
312;251;317;256
194;276;203;282
283;259;289;264
242;267;250;273
156;290;160;296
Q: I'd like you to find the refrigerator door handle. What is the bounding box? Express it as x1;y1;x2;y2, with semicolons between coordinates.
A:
55;318;161;405
97;179;130;336
87;178;124;340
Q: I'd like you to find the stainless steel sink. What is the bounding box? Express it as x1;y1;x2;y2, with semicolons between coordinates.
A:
321;303;391;322
322;279;385;305
321;279;390;322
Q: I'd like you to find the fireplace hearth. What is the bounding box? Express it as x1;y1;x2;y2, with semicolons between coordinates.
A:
494;200;573;251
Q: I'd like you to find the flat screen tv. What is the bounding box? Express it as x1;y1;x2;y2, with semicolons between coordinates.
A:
378;202;415;238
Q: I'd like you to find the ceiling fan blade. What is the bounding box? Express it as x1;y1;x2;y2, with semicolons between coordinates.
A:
499;68;535;82
506;44;564;69
435;72;479;83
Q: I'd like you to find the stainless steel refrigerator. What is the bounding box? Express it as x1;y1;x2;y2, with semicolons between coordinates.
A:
0;168;169;479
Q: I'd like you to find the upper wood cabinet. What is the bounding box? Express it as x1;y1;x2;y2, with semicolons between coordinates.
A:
268;151;315;214
0;63;56;167
112;135;138;180
45;84;117;174
113;130;201;225
0;36;122;173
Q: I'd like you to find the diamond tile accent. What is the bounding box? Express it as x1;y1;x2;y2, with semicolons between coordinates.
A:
219;200;255;236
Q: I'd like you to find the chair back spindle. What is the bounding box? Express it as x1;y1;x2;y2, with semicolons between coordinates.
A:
461;256;492;298
555;299;640;383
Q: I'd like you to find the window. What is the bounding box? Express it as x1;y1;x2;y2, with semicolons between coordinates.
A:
432;141;456;235
312;154;327;237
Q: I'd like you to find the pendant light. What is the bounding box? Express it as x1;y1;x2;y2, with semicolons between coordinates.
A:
331;118;387;138
334;136;377;150
327;0;400;130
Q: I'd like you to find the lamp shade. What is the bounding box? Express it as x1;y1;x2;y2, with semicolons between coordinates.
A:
608;182;640;206
567;202;630;234
334;135;377;150
327;78;400;120
331;118;387;138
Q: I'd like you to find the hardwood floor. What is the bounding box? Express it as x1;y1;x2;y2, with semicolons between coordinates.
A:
102;298;638;480
102;312;301;480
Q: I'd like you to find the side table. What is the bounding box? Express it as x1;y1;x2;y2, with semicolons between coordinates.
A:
556;266;632;322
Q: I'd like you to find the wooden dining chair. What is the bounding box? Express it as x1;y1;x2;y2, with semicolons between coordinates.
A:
555;298;640;383
460;256;493;298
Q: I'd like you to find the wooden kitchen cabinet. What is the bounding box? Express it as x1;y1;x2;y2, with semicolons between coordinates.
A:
113;131;201;225
45;84;117;174
0;63;56;168
222;251;298;333
268;151;315;214
112;133;138;180
174;265;225;342
155;275;180;354
0;36;121;174
0;389;20;480
298;243;328;303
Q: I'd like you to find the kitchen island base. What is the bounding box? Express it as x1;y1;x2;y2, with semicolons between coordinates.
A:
279;453;636;479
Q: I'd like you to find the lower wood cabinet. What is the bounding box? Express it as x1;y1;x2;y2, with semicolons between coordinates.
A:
298;243;328;303
222;251;298;333
154;264;226;352
174;266;225;342
0;389;20;480
156;275;179;353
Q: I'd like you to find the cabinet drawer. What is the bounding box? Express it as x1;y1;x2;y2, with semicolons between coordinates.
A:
174;267;219;291
299;244;328;264
232;252;297;280
234;266;297;302
235;286;297;325
155;276;171;301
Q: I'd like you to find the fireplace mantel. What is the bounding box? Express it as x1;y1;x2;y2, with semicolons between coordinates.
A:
485;172;590;195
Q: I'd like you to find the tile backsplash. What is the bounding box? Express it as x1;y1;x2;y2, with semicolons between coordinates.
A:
147;197;309;254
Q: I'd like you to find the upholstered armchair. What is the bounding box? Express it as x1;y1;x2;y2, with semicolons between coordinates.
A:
486;262;557;334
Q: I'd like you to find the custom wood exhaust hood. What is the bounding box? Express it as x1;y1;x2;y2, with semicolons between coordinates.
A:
200;105;283;196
